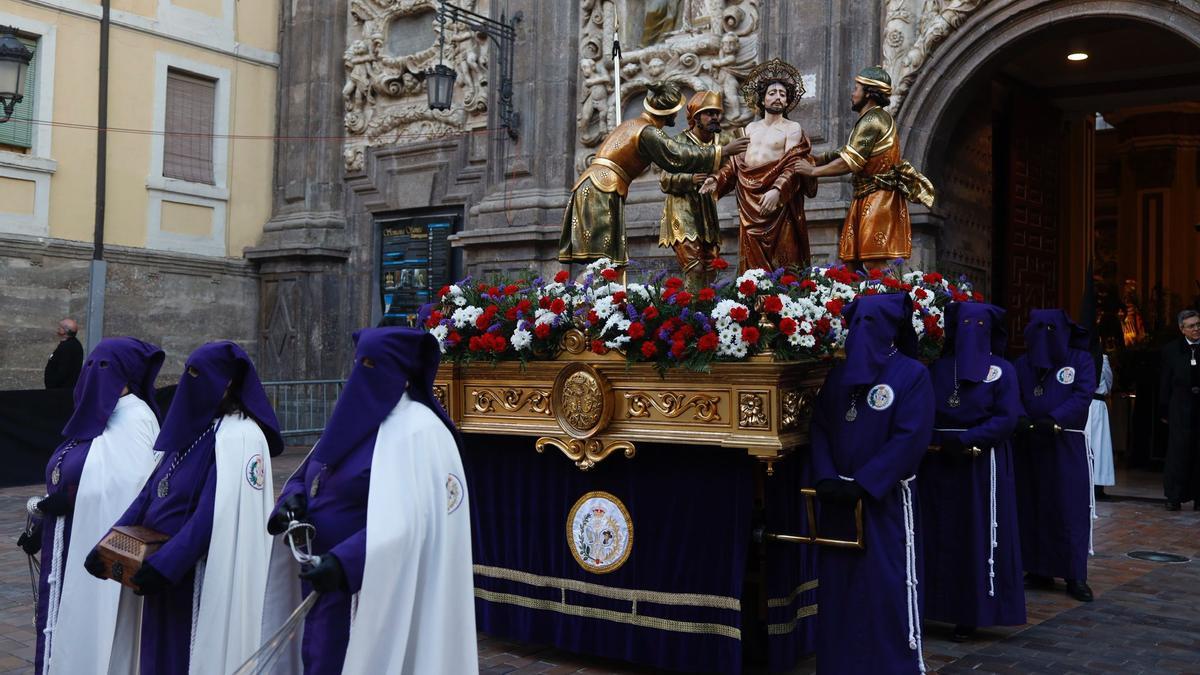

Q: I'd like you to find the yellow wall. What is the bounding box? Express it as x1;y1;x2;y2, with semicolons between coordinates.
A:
0;176;37;214
161;200;215;236
4;1;279;258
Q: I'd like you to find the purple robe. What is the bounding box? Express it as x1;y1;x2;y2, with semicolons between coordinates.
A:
810;294;934;675
34;337;164;673
272;440;373;675
1013;310;1096;582
922;357;1026;626
34;437;93;673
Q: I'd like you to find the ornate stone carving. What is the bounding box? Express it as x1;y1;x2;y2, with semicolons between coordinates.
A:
470;387;553;415
624;391;721;423
738;392;768;429
536;435;637;471
343;0;491;170
882;0;984;114
575;0;760;170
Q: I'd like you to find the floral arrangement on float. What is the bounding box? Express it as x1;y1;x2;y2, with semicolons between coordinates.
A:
424;258;981;372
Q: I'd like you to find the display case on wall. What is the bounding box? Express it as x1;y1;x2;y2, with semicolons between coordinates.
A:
377;209;461;325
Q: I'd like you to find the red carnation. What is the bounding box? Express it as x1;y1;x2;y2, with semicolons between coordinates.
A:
642;306;659;320
868;268;884;280
670;340;687;358
477;282;489;291
425;310;443;329
550;298;566;314
712;258;729;270
591;339;606;354
484;304;499;316
698;288;716;301
475;314;491;330
665;276;685;289
517;299;533;313
601;268;619;281
973;291;984;302
554;270;569;283
730;306;750;322
504;284;519;295
487;286;499;296
800;279;818;292
586;310;599;324
534;323;551;339
913;288;928;300
825;299;844;316
952;291;969;302
612;291;627;303
742;326;760;344
780;274;798;286
764;295;784;313
539;296;551;309
675;291;692;306
505;307;519;321
447;330;461;345
628;322;645;339
816;317;832;334
779;317;798;336
641;341;658;358
882;277;901;289
697;332;719;352
923;272;943;284
738;279;757;295
492;335;508;352
438;285;451;298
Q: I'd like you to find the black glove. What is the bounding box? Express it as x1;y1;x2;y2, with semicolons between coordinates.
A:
17;524;43;556
1032;417;1059;436
84;548;106;579
840;480;868;504
299;554;348;594
1015;416;1035;436
268;491;309;535
37;492;73;517
939;435;965;454
131;562;171;596
816;479;844;503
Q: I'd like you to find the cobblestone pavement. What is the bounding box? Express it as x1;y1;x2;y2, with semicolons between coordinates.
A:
1;450;1196;674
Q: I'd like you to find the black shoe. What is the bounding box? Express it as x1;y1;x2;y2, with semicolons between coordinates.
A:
952;625;976;642
1065;579;1093;602
1094;486;1112;502
1025;573;1055;589
1166;501;1181;511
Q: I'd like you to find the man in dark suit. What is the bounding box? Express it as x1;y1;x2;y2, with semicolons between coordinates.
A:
1160;309;1200;511
43;318;83;389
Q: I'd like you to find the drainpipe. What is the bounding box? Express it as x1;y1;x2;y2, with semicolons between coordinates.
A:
85;0;110;354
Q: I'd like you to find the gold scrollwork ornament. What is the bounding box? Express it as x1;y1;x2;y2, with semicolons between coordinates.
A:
536;436;637;471
738;393;769;429
624;392;722;423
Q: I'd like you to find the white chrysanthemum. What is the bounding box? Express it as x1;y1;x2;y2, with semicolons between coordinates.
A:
626;283;652;302
451;306;483;328
604;335;631;348
452;295;468;307
540;281;566;296
586;258;615;274
592;296;615;320
510;328;533;351
533;308;557;326
429;324;449;352
448;284;465;296
798;334;816;348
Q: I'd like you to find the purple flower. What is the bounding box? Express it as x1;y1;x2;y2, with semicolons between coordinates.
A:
680;308;692;320
487;323;502;333
651;269;668;284
657;328;671;341
771;268;785;281
625;304;639;320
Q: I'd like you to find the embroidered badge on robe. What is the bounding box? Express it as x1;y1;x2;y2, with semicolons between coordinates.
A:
568;491;633;574
866;384;895;411
985;365;1003;383
1056;367;1075;385
446;473;464;514
246;454;265;490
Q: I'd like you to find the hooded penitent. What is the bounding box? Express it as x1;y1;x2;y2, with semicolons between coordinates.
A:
920;302;1027;631
38;338;164;675
841;292;919;386
110;341;280;675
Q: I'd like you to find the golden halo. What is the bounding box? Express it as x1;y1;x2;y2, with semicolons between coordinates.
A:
739;58;805;115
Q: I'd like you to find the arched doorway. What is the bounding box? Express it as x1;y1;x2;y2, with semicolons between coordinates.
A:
898;2;1200;483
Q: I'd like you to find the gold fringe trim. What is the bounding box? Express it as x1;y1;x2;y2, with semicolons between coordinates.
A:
766;603;818;636
474;588;742;640
766;579;819;608
474;564;740;610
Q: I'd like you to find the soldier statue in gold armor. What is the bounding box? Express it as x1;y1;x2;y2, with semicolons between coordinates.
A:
796;66;935;270
559;81;749;267
657;91;734;290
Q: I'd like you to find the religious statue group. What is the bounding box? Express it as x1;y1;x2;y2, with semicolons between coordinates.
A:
559;59;935;289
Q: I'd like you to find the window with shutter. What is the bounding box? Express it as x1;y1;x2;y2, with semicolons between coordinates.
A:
0;37;37;150
163;69;216;184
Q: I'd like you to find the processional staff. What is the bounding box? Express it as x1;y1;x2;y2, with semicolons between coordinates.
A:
612;17;622;126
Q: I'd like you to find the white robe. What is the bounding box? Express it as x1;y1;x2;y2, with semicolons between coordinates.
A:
342;394;478;674
1086;355;1115;487
47;394;160;675
189;414;276;675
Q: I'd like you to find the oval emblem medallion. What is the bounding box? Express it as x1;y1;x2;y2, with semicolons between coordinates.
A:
866;384;895;411
552;363;612;439
1056;367;1075;385
246;454;265;490
567;491;632;574
446;473;464;514
985;365;1003;383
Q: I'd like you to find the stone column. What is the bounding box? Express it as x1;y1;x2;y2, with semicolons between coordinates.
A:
246;0;353;380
